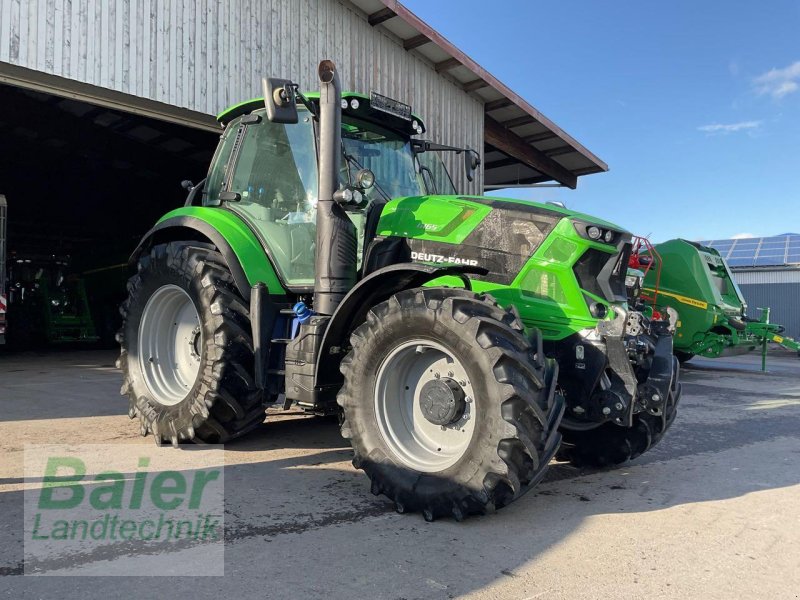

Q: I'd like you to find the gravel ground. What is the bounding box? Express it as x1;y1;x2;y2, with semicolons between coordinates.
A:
1;348;798;598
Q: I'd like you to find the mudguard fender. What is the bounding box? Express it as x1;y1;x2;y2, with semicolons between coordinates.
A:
314;263;487;391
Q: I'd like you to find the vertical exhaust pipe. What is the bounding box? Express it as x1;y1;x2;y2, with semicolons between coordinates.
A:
314;60;357;315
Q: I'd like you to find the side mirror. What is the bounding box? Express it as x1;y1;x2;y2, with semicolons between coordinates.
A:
464;147;480;183
262;77;299;124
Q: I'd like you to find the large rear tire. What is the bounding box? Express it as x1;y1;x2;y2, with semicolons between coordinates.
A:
118;242;266;445
337;288;564;521
558;356;681;468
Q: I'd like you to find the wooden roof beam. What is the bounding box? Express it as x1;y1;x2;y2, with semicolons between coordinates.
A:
403;34;430;51
544;145;576;157
502;114;537;128
483;156;519;170
462;79;488;92
523;131;559;143
434;57;461;73
368;7;396;26
484;116;577;189
484;98;513;111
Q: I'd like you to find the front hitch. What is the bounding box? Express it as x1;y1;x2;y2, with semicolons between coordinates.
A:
636;333;675;427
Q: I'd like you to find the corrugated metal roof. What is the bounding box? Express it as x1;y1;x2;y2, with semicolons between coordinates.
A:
346;0;608;189
700;233;800;268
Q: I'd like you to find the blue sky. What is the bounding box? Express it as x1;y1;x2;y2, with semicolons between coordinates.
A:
402;0;800;242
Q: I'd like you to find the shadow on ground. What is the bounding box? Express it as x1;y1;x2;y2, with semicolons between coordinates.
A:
1;351;799;598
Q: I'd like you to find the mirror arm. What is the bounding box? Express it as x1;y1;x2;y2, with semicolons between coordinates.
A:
411;140;466;155
293;87;318;118
183;178;207;207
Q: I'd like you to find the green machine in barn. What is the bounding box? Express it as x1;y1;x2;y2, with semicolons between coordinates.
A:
639;238;800;368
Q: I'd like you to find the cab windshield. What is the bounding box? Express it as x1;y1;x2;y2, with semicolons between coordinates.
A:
341;116;425;200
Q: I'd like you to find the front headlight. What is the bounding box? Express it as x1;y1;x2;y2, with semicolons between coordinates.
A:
625;275;641;289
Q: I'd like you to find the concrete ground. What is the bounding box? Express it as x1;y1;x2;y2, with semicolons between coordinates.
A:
1;349;799;598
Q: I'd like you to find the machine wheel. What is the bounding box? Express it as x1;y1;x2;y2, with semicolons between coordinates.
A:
558;356;681;468
118;242;266;446
674;350;694;364
337;287;564;521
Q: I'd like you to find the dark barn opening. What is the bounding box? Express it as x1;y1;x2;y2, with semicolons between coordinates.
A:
0;83;218;348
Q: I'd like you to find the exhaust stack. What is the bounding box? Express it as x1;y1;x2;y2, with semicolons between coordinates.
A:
313;60;357;316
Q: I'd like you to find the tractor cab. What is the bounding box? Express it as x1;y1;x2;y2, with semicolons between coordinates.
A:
200;92;466;289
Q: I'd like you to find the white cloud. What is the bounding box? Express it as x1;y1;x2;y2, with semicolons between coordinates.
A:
697;120;762;134
731;232;756;239
753;61;800;99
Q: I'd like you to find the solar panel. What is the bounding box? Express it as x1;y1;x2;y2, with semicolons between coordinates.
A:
755;255;783;266
710;242;734;253
727;257;753;267
758;242;785;251
691;234;800;268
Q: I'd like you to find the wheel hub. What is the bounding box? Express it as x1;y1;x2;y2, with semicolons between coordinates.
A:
373;339;477;473
419;378;466;425
138;284;202;406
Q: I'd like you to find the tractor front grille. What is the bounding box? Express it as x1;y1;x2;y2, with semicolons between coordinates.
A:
573;241;631;303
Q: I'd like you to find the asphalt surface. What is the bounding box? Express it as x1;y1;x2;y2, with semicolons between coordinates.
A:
1;349;799;598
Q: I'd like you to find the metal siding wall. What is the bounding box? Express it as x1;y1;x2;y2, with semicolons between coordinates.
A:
732;269;800;285
739;283;800;339
0;0;484;193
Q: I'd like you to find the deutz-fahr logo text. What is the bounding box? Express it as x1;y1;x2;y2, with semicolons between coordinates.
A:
411;251;479;267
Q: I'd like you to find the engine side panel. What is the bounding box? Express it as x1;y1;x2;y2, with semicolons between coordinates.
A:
374;195;630;341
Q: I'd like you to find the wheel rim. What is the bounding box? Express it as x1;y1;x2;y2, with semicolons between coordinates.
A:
374;339;477;473
138;284;202;406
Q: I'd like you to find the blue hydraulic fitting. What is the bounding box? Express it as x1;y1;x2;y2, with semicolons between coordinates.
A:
291;302;315;338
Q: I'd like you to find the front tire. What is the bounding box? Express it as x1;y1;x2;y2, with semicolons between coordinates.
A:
118;242;266;445
337;288;564;520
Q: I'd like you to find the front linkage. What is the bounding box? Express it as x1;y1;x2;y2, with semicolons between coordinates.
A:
553;307;681;467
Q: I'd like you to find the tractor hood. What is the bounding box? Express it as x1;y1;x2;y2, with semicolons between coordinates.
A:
377;194;629;244
375;194;631;293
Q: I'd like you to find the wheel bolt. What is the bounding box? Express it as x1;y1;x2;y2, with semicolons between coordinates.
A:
459;379;467;387
615;402;623;411
433;372;440;379
447;371;454;378
602;407;611;415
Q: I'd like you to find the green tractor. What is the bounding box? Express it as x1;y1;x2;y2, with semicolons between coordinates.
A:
6;253;98;347
638;238;800;365
119;60;681;520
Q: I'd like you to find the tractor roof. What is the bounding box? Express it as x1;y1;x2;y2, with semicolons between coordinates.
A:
216;92;425;137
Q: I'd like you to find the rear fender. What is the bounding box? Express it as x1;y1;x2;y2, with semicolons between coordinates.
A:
130;207;286;298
